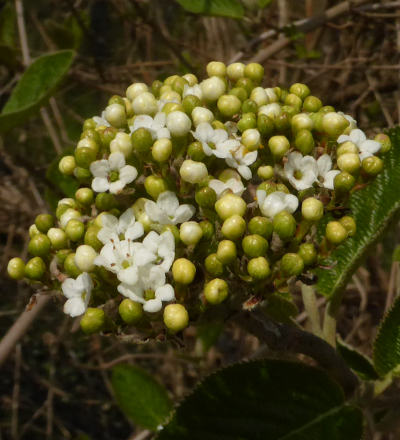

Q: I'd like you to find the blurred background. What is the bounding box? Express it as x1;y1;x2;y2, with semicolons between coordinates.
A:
1;0;400;438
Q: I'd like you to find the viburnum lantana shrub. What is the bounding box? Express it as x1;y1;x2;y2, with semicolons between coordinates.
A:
7;61;391;335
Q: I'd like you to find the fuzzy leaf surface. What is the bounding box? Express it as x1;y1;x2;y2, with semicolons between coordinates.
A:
176;0;244;18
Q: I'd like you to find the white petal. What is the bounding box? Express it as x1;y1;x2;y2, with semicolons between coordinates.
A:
209;180;227;197
154;112;167;128
118;283;145;302
119;165;138;184
64;297;86;317
173;205;196;224
118;265;139;285
133;245;157;267
337;134;351;144
212;129;228;144
317;154;332;177
284;194;299;213
143;298;162;313
108;152;126;170
157;191;179;216
196;123;213;142
125;222;144;241
92;177;109;193
242;151;258;166
157;128;171;139
349;129;366;145
61;278;81;299
360;140;381;155
256;189;266;206
145;201;169;224
237;165;252;180
90;160;109;178
323;170;340;190
102;213;119;229
201;142;213;156
155;284;175;302
132;115;153;131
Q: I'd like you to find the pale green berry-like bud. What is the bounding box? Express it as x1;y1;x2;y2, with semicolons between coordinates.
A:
119;299;143;324
28;234;51;257
35;214;54;233
244;63;264;83
219;169;242;182
298;243;317;266
123;97;134;118
268;135;290;160
64;253;82;278
204;278;228;304
242;98;258;114
200;76;226;101
250;87;268;106
60;208;81;229
320;105;335;114
290;83;310;100
75;147;97;168
295;129;314;155
196;187;217;208
74;166;92;184
247;257;270;280
248;216;273;239
242;234;268;258
166;111;191;137
84;226;102;252
180;159;208;184
242;128;261;151
207;61;226;77
80;308;105;334
273;211;297;241
65;219;85;242
132;91;158;115
162;224;180;244
205;253;224;276
337;153;360;174
75;245;97;272
126;82;148;101
59;155;76;175
172;258;196;284
7;257;25;280
374;133;391;153
257;114;274;137
182;73;198;86
321;112;349;137
326;221;348;244
237;113;256;132
199;220;214;240
221;215;246;240
229;87;248;102
131;127;153;153
25;257;46;280
362;156;383;176
180;221;203;246
217;240;237;265
281;253;304;277
339;216;356;237
110;132;133;158
302;95;322;112
163;304;189;333
217;94;242;118
47;228;68;250
164;75;179;85
144;176;168;200
301;197;324;221
132;198;152;233
95;193;117;212
83;118;97;131
259;103;282;120
337;141;358;156
172;77;188;95
191;106;214;126
75;188;94;205
29;224;40;238
160;90;182;104
257;165;274;180
227;62;245;81
77;137;99;154
334;171;355;192
152;138;172;162
182;95;201;115
291;113;313;133
105;103;126;128
285;93;302;110
215;193;246;220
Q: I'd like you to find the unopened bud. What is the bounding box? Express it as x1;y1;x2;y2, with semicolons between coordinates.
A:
241;128;261;151
337;153;360;174
7;257;25;280
244;63;264;84
110;132;133;158
28;234;51;257
301;197;324;221
105;103;126;128
131;127;153;153
362;156;383;176
242;234;268;258
326;221;348;244
35;214;54;233
64;253;82;277
180;221;203;246
248;216;273;239
217;94;242;118
191;106;214;126
339;216;356;237
172;258;196;284
80;308;105;334
298;243;317;266
95;193;117;211
215;193;246;220
25;257;46;280
257;165;274;180
247;257;270;280
227;62;245;81
195;187;217;208
152;138;172;162
199;220;214;240
205;253;224;276
302;95;322;112
47;228;68;249
75;245;97;272
65;219;85;242
204;278;228;304
337;141;358;157
273;210;296;241
217;240;237;265
281;253;304;277
144;176;168;200
180;159;208;184
200;76;226;101
294;129;314;155
126;82;148;101
221;215;246;240
374;133;391;153
75;188;94;205
291;113;313;132
334;171;355;192
119;299;143;324
163;304;189;333
59;156;76;175
166;111;191;137
132;92;157;115
268;135;290;160
321;112;349;137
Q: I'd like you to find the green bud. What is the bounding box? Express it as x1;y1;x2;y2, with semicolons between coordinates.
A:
64;253;82;278
205;253;224;276
257;165;274;180
242;99;258;114
75;188;94;205
151;79;162;97
237;113;257;133
172;258;196;284
108;95;125;106
321;112;349;137
248;216;273;239
131;127;153;153
334;171;355;192
80;128;101;145
83;118;97;131
204;278;229;304
301;197;324;221
285;93;302;110
151;138;172;162
221;215;246;240
75;147;97;168
302;95;322;112
281;253;304;277
298;243;317;266
276;183;289;193
242;128;261;151
217;94;242;118
362;156;383;176
59;156;76;175
229;87;248;102
25;257;46;280
99;126;118;148
188;141;206;161
291;113;313;132
119;299;143;324
217;240;237;265
244;63;264;84
95;193;117;211
182;95;201;115
80;308;105;334
227;62;245;81
171;76;188;95
196;187;217;208
74;166;92;184
144;176;168;200
280;105;298;118
326;221;348;244
29;224;40;237
294;129;314;155
162;224;181;244
7;257;25;280
180;221;203;246
65;219;85;242
47;228;68;250
56;250;71;265
339;216;356;237
374;133;391;153
337;141;357;157
236;77;254;94
199;220;214;240
28;234;51;257
268;135;290;160
274;112;291;133
290;83;310;100
337;153;360;174
180;159;208;184
320;105;335;114
257;114;274;137
77;137;100;154
273;210;297;241
162;102;183;115
35;214;54;233
242;234;268;258
247;257;270;280
207;61;227;77
105;103;126;128
163;304;189;333
75;245;97;272
215;193;246;220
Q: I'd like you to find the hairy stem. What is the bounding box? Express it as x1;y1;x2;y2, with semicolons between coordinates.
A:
301;283;322;337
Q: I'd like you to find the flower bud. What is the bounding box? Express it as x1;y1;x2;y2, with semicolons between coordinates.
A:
166;111;191;137
227;62;245;81
84;225;103;251
339;216;356;237
334;171;355;192
105;103;126;128
273;211;296;241
250;87;268;106
215;193;246;220
163;304;189;333
237;113;256;132
110;132;133;158
229;87;248;102
7;257;25;280
320;105;335;114
298;243;317;266
83;118;96;130
259;103;282;120
337;141;358;156
326;221;348;244
301;197;324;221
200;76;226;101
160;90;182;104
217;94;242;118
291;113;313;132
77;137;100;154
60;208;81;229
242;99;258;114
65;219;85;242
241;128;261;151
119;299;143;324
47;228;68;249
337;153;360;174
217;240;237;265
75;187;94;205
247;257;270;280
182;73;198;86
268;135;290;160
29;224;40;237
28;234;51;257
35;214;54;233
180;221;203;246
207;61;226;77
95;193;117;211
248;216;273;239
75;147;97;168
362;156;383;176
204;278;228;304
199;220;214;240
274;112;291;132
195;187;217;208
257;114;274;137
294;129;314;155
64;253;82;277
172;76;188;94
152;138;172;162
59;155;76;175
172;258;196;284
244;63;264;83
289;83;310;100
144;176;168;200
302;95;322;112
74;166;92;184
281;253;304;277
221;215;246;240
191;106;214;126
75;245;97;272
257;165;274;180
25;257;46;280
131;127;153;153
321;112;349;137
132;198;152;232
180;159;208;184
204;253;223;276
374;133;391;153
132;91;157;115
126;82;148;101
182;94;201;115
284;93;302;110
242;234;268;258
162;224;180;244
80;308;105;334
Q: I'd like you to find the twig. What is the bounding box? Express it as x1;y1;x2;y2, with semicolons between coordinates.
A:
322;302;337;348
366;72;394;127
11;344;21;440
300;283;323;337
385;262;399;312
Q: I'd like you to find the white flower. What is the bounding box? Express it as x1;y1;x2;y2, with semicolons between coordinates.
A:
129;113;170;140
316;154;340;190
337;128;381;161
225;145;257;180
192;122;228;156
145;191;195;225
93;111;110;128
61;273;93;317
183;84;203;100
338;111;357;131
90;152;138;194
209;178;245;198
256;190;299;218
141;230;175;272
284;152;318;191
97;208;144;244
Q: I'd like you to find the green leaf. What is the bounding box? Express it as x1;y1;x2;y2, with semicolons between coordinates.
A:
0;50;75;132
111;364;173;431
373;296;400;377
176;0;244;19
258;0;273;8
316;128;400;301
337;338;379;381
262;293;298;324
157;359;363;439
0;2;16;47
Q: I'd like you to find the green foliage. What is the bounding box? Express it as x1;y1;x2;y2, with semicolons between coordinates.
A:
157;359;363;439
0;1;16;47
111;364;173;431
176;0;244;19
316;128;400;300
258;0;274;8
373;296;400;377
263;292;298;323
0;50;75;132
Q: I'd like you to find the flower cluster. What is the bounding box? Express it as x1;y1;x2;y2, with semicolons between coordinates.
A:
7;61;391;335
